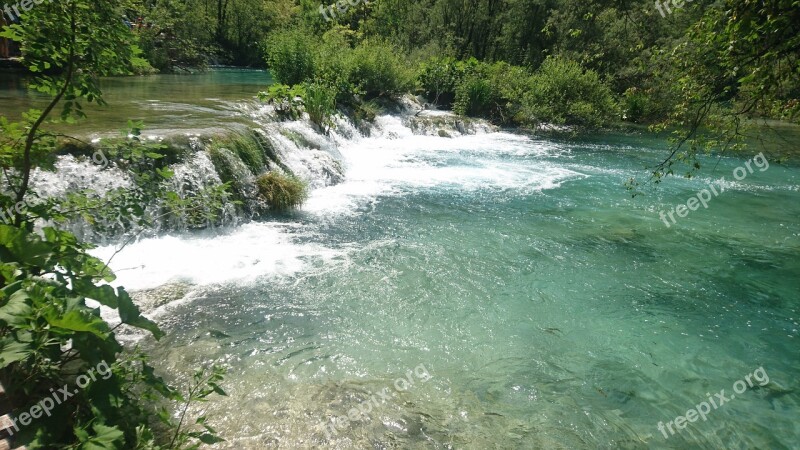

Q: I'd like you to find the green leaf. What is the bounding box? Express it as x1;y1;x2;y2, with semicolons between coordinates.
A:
79;423;124;450
208;382;227;396
0;335;33;369
0;289;33;327
117;288;163;339
73;281;119;309
197;433;225;444
45;309;109;337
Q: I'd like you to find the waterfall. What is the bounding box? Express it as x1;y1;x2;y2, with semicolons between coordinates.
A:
28;95;491;242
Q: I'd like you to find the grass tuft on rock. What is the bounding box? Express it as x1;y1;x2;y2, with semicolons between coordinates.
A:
256;171;308;210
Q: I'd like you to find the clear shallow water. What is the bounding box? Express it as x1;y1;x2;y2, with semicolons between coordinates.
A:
91;116;800;449
0;69;272;134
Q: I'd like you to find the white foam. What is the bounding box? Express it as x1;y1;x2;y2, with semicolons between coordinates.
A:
90;222;343;291
304;115;585;216
91;114;580;290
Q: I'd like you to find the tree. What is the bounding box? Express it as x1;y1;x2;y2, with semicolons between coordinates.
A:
1;0;137;224
644;0;800;184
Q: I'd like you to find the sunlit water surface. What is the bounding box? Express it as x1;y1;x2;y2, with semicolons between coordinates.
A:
89;115;800;449
0;69;272;134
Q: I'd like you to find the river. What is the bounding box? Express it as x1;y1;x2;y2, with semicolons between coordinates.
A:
3;70;799;449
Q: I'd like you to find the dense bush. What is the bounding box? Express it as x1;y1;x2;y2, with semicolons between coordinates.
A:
521;56;618;127
347;41;415;99
451;61;531;123
256;172;308;210
419;57;477;108
453;73;499;119
261;29;620;129
263;28;316;85
261;32;415;129
313;30;360;105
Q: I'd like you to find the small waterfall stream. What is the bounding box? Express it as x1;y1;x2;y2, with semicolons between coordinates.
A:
28;96;492;243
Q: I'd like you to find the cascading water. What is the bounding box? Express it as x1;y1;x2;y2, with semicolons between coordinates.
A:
26;97;361;240
27;95;495;242
24;89;800;449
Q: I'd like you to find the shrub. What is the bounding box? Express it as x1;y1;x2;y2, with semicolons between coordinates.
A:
622;86;676;123
352;100;381;126
348;40;415;99
314;29;358;103
453;73;498;118
263;28;316;85
419;57;476;108
452;61;530;123
522;56;618;127
256;172;308;210
0;225;227;449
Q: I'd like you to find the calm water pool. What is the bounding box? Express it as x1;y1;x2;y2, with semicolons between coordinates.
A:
0;68;272;134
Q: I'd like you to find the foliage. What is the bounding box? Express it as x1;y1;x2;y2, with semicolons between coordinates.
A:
623;0;800;188
51;125;175;239
621;87;668;124
451;61;531;124
256;172;308;211
347;40;415;99
0;224;227;449
117;0;799;175
0;0;137;225
37;124;233;239
258;83;306;120
453;73;499;120
166;365;227;448
522;56;618;128
418;57;476;108
161;184;236;231
263;28;316;85
301;81;337;132
351;100;382;128
126;0;297;68
0;2;228;448
211;133;267;175
312;29;363;105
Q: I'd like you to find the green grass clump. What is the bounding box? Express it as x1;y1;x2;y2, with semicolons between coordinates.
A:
256;171;308;210
210;132;266;175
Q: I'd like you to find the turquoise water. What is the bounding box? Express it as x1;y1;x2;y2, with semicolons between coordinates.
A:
98;121;800;448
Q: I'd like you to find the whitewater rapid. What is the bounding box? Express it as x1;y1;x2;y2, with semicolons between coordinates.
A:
91;114;586;291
